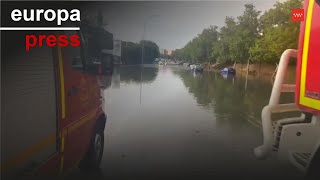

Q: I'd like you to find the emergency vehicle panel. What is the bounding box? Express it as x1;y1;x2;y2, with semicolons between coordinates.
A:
1;44;58;175
296;0;320;114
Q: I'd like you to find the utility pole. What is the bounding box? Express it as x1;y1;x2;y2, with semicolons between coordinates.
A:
141;21;146;66
140;18;147;105
140;15;159;104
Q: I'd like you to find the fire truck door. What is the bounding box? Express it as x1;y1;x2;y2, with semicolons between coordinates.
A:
1;44;58;175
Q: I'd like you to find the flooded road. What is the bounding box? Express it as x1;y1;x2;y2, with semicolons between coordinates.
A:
73;65;302;179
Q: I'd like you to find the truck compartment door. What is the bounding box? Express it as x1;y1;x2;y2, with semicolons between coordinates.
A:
1;45;58;175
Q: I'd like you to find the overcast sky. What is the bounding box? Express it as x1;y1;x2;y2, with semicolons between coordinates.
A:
89;0;280;50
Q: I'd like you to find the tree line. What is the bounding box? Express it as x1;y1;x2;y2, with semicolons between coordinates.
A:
121;40;160;65
171;0;302;64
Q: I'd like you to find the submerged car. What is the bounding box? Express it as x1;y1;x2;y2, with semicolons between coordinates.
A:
220;67;236;75
190;63;203;72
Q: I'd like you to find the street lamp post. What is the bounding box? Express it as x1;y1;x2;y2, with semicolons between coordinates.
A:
142;21;147;66
141;15;159;66
140;15;159;104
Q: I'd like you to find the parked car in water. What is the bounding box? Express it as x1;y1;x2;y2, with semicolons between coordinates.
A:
220;67;236;75
190;63;203;72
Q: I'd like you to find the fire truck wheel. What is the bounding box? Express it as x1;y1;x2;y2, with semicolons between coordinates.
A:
79;129;104;171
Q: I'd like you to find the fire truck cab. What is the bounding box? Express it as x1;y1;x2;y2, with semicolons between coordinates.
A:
254;0;320;178
1;25;110;178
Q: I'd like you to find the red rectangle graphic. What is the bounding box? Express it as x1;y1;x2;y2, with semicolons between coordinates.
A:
292;9;304;22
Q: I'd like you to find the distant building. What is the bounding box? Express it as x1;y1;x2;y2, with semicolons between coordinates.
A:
160;48;172;56
166;49;172;56
160;49;165;55
164;49;168;55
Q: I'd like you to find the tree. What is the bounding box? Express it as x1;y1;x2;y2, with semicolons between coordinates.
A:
121;40;160;65
172;0;301;65
212;17;237;64
140;40;160;64
212;4;260;64
235;4;261;63
171;25;219;63
250;0;302;63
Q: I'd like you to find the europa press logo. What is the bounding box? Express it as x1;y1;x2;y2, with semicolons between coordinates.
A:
0;8;81;51
292;9;304;22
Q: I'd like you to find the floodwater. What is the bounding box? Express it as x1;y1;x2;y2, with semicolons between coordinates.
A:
72;65;303;180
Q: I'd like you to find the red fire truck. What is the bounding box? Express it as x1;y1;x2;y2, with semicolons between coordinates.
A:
1;25;111;178
254;0;320;178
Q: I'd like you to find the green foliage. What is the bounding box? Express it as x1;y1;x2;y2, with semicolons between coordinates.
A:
213;4;261;64
171;0;302;64
171;25;219;63
141;40;160;63
121;40;160;64
250;0;302;63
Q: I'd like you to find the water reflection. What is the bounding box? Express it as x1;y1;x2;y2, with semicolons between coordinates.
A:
111;66;121;89
118;65;159;84
175;69;296;128
98;65;159;90
87;66;302;179
221;72;234;80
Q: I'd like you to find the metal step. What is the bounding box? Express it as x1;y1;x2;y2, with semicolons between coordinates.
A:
291;152;311;170
272;121;307;152
272;125;283;151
